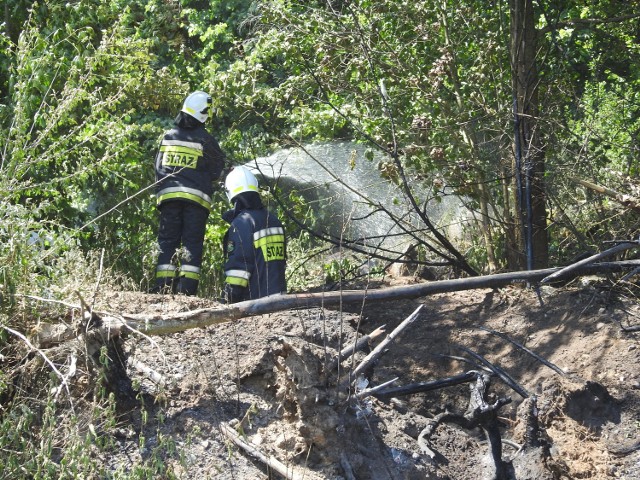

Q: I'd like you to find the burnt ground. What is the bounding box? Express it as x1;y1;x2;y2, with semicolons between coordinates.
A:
92;279;640;479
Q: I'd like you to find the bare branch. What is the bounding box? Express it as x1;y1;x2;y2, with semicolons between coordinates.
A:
474;326;566;376
344;305;424;386
570;177;640;212
455;345;529;398
372;371;479;399
219;422;323;480
326;325;386;372
354;376;399;400
2;325;72;401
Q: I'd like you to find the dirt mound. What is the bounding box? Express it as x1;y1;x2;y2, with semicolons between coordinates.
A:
94;283;639;479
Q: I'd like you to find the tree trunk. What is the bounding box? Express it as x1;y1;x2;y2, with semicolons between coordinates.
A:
32;259;640;346
510;0;549;270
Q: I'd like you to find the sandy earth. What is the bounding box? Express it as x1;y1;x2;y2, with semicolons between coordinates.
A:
92;279;640;479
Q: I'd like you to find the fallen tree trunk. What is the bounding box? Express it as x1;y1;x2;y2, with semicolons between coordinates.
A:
540;241;639;284
34;260;640;345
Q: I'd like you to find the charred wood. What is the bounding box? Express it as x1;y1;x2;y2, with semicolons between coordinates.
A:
541;241;639;285
326;325;386;372
341;305;423;387
371;371;478;399
474;326;566;376
521;396;543;449
417;373;512;479
456;345;529;398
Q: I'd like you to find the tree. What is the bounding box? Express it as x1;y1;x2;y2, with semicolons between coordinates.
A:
0;0;188;292
225;0;640;275
213;1;520;275
510;0;549;270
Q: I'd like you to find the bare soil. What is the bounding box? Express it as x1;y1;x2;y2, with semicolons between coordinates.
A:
95;279;640;479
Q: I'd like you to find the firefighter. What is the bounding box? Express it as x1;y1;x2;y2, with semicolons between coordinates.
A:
222;166;287;303
152;91;226;295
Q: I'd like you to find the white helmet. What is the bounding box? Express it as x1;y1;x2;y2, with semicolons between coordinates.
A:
225;166;260;202
181;91;212;123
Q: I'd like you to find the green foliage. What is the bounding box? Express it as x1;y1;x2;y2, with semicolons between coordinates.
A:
215;0;639;273
285;234;328;291
0;202;81;305
0;368;187;479
323;257;357;284
0;380;110;479
0;0;637;292
0;2;183;293
199;194;231;298
538;2;640;260
567;81;640;175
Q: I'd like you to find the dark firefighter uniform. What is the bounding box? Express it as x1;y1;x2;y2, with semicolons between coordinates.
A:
154;112;225;295
222;192;287;303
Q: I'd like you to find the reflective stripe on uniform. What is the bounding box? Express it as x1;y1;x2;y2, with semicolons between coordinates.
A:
160;140;203;169
253;227;285;261
253;227;285;241
157;186;212;210
156;264;177;279
161;139;203;152
179;264;201;280
225;269;250;287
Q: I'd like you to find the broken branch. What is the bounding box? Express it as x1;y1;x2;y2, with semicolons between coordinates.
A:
541;241;639;284
354;376;399;400
570;177;640;212
327;325;386;372
219;422;322;480
344;305;424;385
127;358;166;387
474;326;566;376
455;345;529;398
371;371;478;399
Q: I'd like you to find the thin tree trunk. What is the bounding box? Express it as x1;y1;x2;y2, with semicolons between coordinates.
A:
510;0;549;269
478;182;498;272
